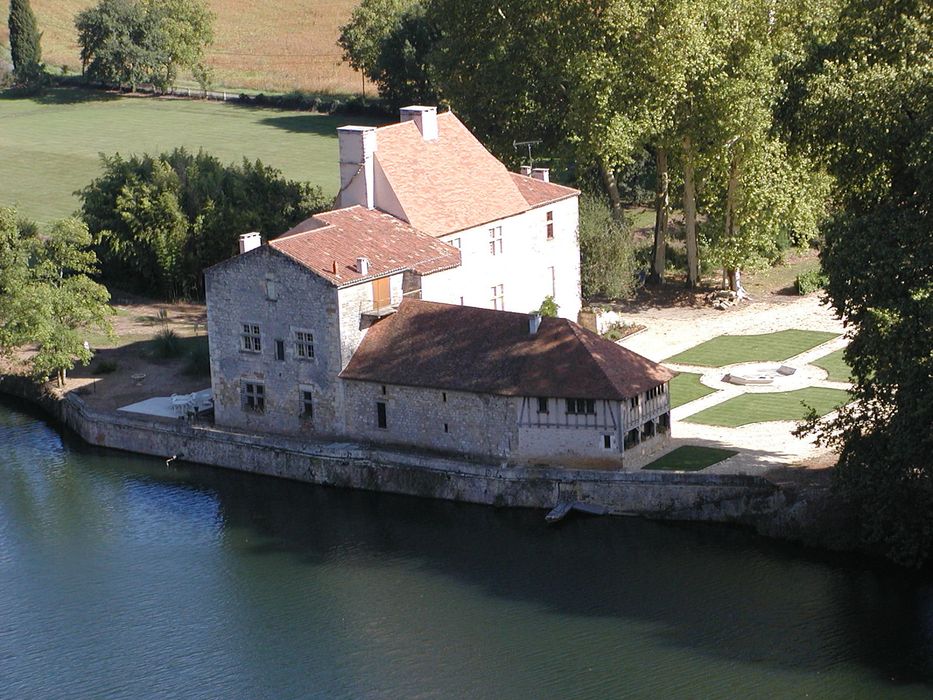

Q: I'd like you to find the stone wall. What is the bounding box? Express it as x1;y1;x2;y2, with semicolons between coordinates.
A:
0;378;862;554
205;246;345;437
342;380;518;459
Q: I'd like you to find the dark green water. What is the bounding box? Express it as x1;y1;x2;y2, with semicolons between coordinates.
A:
1;397;932;699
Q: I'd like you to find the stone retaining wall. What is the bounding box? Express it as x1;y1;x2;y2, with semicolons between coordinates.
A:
0;375;787;523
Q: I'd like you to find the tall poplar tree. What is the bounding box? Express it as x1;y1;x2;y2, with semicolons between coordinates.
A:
7;0;42;81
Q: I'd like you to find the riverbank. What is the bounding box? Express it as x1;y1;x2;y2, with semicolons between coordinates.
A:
0;373;860;555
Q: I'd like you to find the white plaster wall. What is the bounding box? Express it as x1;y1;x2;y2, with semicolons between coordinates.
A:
416;197;581;320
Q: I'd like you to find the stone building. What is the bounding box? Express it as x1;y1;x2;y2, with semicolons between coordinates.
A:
340;301;673;466
204;105;673;467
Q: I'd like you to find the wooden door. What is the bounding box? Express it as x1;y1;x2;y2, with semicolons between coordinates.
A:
372;277;391;309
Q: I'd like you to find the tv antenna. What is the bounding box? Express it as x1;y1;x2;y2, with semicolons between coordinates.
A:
513;139;542;168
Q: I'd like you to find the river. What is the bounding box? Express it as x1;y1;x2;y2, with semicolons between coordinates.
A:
1;397;931;699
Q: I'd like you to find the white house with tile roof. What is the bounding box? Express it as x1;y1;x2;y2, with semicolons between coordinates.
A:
200;106;677;467
336;106;582;321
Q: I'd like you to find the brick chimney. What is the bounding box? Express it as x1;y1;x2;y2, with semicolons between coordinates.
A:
337;126;377;209
531;168;550;183
238;232;261;254
356;256;370;274
400;106;438;141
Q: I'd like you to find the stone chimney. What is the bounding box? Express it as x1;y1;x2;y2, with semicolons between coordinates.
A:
356;256;370;275
400;106;438;141
531;168;550;183
520;165;532;176
529;312;542;335
337;126;377;209
238;232;261;254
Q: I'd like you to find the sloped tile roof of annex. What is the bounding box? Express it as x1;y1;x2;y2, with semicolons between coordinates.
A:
269;206;461;286
374;112;578;236
340;300;675;400
509;172;579;207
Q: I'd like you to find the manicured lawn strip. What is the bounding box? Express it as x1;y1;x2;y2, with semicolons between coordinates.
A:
664;329;839;366
0;89;381;224
669;372;717;409
683;387;851;427
811;347;852;383
643;446;738;471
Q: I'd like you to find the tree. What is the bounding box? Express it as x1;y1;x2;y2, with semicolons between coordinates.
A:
339;0;418;92
339;0;437;110
577;193;637;300
792;0;933;565
79;149;330;300
8;0;43;83
75;0;214;91
29;219;113;386
0;210;112;386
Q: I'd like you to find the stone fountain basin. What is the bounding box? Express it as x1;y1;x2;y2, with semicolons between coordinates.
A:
723;365;796;386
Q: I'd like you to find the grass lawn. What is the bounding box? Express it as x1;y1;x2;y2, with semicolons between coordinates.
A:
0;89;381;224
683;387;850;427
669;372;717;409
643;445;738;471
665;329;839;367
811;348;852;383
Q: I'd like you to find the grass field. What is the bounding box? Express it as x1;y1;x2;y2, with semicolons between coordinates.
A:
643;445;738;471
0;1;366;94
669;372;717;409
0;89;383;224
665;329;839;367
811;348;852;383
682;387;850;427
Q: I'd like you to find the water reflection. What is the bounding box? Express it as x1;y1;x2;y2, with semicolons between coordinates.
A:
1;396;931;699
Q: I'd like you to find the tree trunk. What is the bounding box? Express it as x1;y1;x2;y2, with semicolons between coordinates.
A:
683;137;699;288
599;159;624;220
649;148;669;284
723;152;747;298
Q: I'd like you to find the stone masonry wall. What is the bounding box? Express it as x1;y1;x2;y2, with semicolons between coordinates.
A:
342;380;518;459
205;247;345;437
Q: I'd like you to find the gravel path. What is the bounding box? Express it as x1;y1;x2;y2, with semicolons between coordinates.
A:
618;293;849;479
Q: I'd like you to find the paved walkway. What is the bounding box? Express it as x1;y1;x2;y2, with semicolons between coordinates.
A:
618;294;849;478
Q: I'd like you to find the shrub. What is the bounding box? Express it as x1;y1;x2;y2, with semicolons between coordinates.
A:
92;359;118;374
151;329;182;358
578;193;638;300
795;269;827;295
537;296;559;317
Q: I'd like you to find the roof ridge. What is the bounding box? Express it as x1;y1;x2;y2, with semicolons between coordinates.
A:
564;321;630;397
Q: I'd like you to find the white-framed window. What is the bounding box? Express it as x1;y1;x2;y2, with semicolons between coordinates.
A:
242;381;265;412
300;387;313;418
546;210;554;240
241;323;261;352
537;397;549;414
489;226;503;255
491;284;504;310
265;273;277;301
293;329;314;359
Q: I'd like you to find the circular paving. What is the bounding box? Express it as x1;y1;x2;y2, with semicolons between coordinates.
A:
699;362;828;393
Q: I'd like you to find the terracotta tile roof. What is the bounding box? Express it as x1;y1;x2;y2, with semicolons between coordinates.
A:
509;172;579;207
269;206;461;286
374;113;532;235
340;300;674;399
